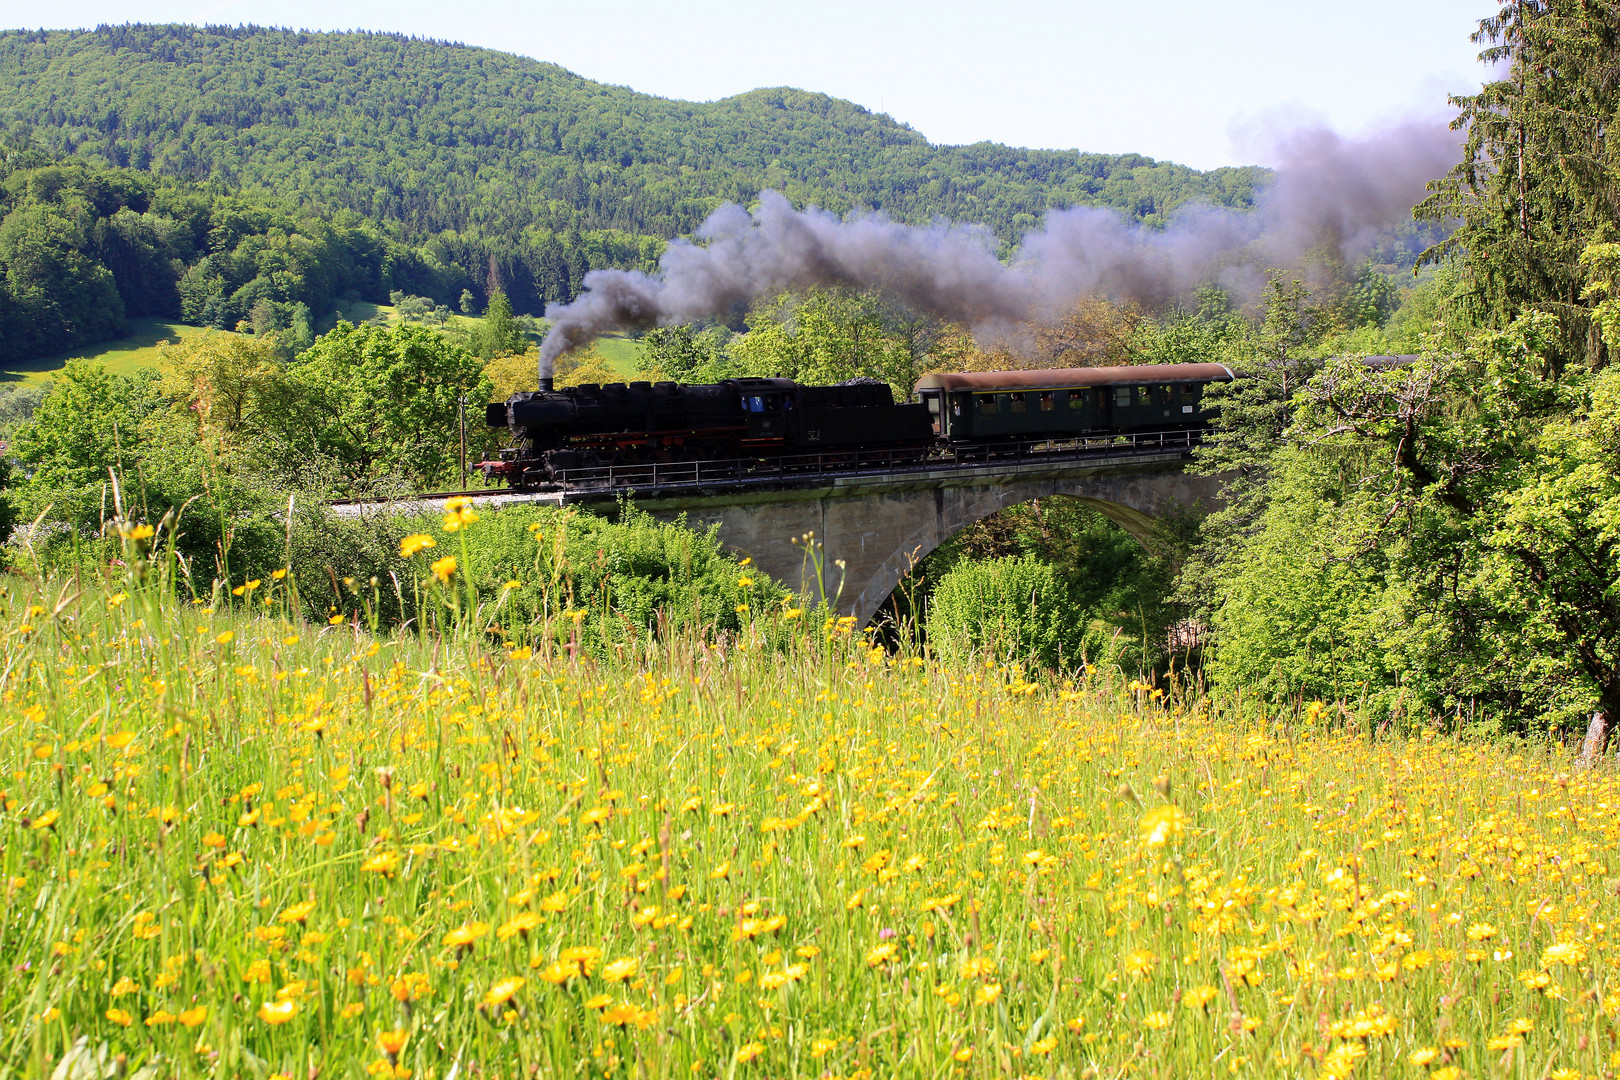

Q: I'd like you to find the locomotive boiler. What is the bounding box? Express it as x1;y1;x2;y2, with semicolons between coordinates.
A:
481;375;934;486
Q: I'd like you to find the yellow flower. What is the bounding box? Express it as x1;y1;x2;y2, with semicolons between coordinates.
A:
377;1029;410;1058
1465;922;1497;941
602;957;638;982
1183;985;1219;1010
1407;1048;1438;1066
278;900;316;924
497;911;541;941
865;942;898;968
1139;804;1188;847
443;496;478;532
442;921;490;950
583;993;612;1010
359;850;400;875
257;999;299;1025
215;631;234;645
399;533;437;557
120;523;154;541
1541;942;1586;967
430;555;457;583
974;983;1002;1006
1141;1011;1170;1030
601;1001;642;1027
483;977;525;1008
734;1042;765;1064
105;1008;134;1027
1505;1016;1534;1035
178;1006;207;1027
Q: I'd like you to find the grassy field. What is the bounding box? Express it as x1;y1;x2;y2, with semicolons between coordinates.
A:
2;318;213;384
0;515;1612;1079
593;334;645;378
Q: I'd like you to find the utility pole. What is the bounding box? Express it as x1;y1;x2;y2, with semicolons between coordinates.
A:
459;395;468;489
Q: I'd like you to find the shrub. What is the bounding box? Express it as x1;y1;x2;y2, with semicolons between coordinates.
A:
926;554;1081;670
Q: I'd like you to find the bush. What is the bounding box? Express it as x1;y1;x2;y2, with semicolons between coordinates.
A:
284;502;791;654
926;555;1081;670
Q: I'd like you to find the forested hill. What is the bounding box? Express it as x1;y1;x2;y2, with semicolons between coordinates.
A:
0;25;1265;266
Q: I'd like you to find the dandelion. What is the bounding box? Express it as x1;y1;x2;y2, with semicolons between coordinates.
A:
442;496;478;532
400;533;437;557
178;1006;207;1028
483;977;525;1008
1542;942;1586;967
442;921;489;950
734;1042;765;1064
1141;1011;1170;1030
1139;804;1188;847
105;1008;134;1026
257;1000;299;1025
378;1029;409;1060
602;957;638;982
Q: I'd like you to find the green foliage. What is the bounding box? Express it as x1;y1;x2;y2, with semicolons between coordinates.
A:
0;158;445;362
730;288;964;397
926;554;1080;670
1204;312;1620;734
287;503;787;652
639;325;736;383
10;359;161;489
266;323;490;490
471;289;528;359
1419;0;1620;364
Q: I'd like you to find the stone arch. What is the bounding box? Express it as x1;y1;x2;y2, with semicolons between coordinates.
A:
844;469;1219;626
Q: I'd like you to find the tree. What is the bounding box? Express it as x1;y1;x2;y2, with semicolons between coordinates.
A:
11;360;161;490
640;324;735;382
1420;0;1620;364
474;288;528;359
158;332;284;438
268;322;491;489
0;205;124;357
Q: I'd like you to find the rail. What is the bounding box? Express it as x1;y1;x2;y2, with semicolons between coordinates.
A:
543;427;1206;495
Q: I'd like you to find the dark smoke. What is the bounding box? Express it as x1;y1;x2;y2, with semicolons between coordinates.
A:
538;120;1460;376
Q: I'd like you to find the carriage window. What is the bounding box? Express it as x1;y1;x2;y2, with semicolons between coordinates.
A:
1039;391;1055;411
977;394;998;415
1115;387;1132;408
1010;392;1027;414
1156;385;1173;405
1068;388;1089;410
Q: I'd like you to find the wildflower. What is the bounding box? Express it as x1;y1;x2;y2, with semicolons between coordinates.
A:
483;977;525;1008
1141;1011;1170;1030
1183;985;1218;1010
1139;804;1188;847
1122;949;1156;976
497;912;541;941
974;983;1002;1006
1541;942;1586;967
178;1006;207;1027
278;900;316;925
583;993;611;1010
360;850;400;875
443;497;478;532
400;533;437;558
865;943;898;968
105;1008;133;1027
442;921;490;950
1408;1048;1438;1066
120;523;154;542
257;999;299;1025
602;957;638;982
215;631;235;645
378;1029;409;1060
1465;922;1497;941
430;555;457;583
1505;1017;1534;1035
734;1042;765;1064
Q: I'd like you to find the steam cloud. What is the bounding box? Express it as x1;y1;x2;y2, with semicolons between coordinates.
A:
538;119;1459;376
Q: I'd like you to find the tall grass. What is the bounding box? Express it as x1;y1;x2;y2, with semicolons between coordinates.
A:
0;511;1613;1080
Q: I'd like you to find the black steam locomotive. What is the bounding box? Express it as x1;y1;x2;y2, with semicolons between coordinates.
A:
481;363;1235;488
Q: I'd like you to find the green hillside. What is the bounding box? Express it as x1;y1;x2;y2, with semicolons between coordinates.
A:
0;24;1267;314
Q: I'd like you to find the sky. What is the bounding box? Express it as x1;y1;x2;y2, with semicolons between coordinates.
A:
9;0;1492;171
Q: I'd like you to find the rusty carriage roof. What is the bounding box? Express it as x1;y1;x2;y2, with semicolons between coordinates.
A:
913;363;1236;394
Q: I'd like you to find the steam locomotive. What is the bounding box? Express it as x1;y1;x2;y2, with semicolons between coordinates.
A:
480;363;1235;488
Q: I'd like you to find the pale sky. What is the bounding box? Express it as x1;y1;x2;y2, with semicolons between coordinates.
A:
7;0;1491;170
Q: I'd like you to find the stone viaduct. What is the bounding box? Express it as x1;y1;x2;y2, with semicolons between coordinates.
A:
436;446;1220;626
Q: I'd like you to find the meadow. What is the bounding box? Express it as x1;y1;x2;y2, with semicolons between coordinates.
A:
0;512;1614;1080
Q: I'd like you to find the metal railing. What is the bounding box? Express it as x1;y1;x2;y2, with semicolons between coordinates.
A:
544;427;1206;495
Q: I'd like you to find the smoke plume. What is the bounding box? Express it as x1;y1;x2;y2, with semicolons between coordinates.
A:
538;119;1459;376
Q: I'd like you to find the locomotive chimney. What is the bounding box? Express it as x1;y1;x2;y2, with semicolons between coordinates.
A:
537;376;554;393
